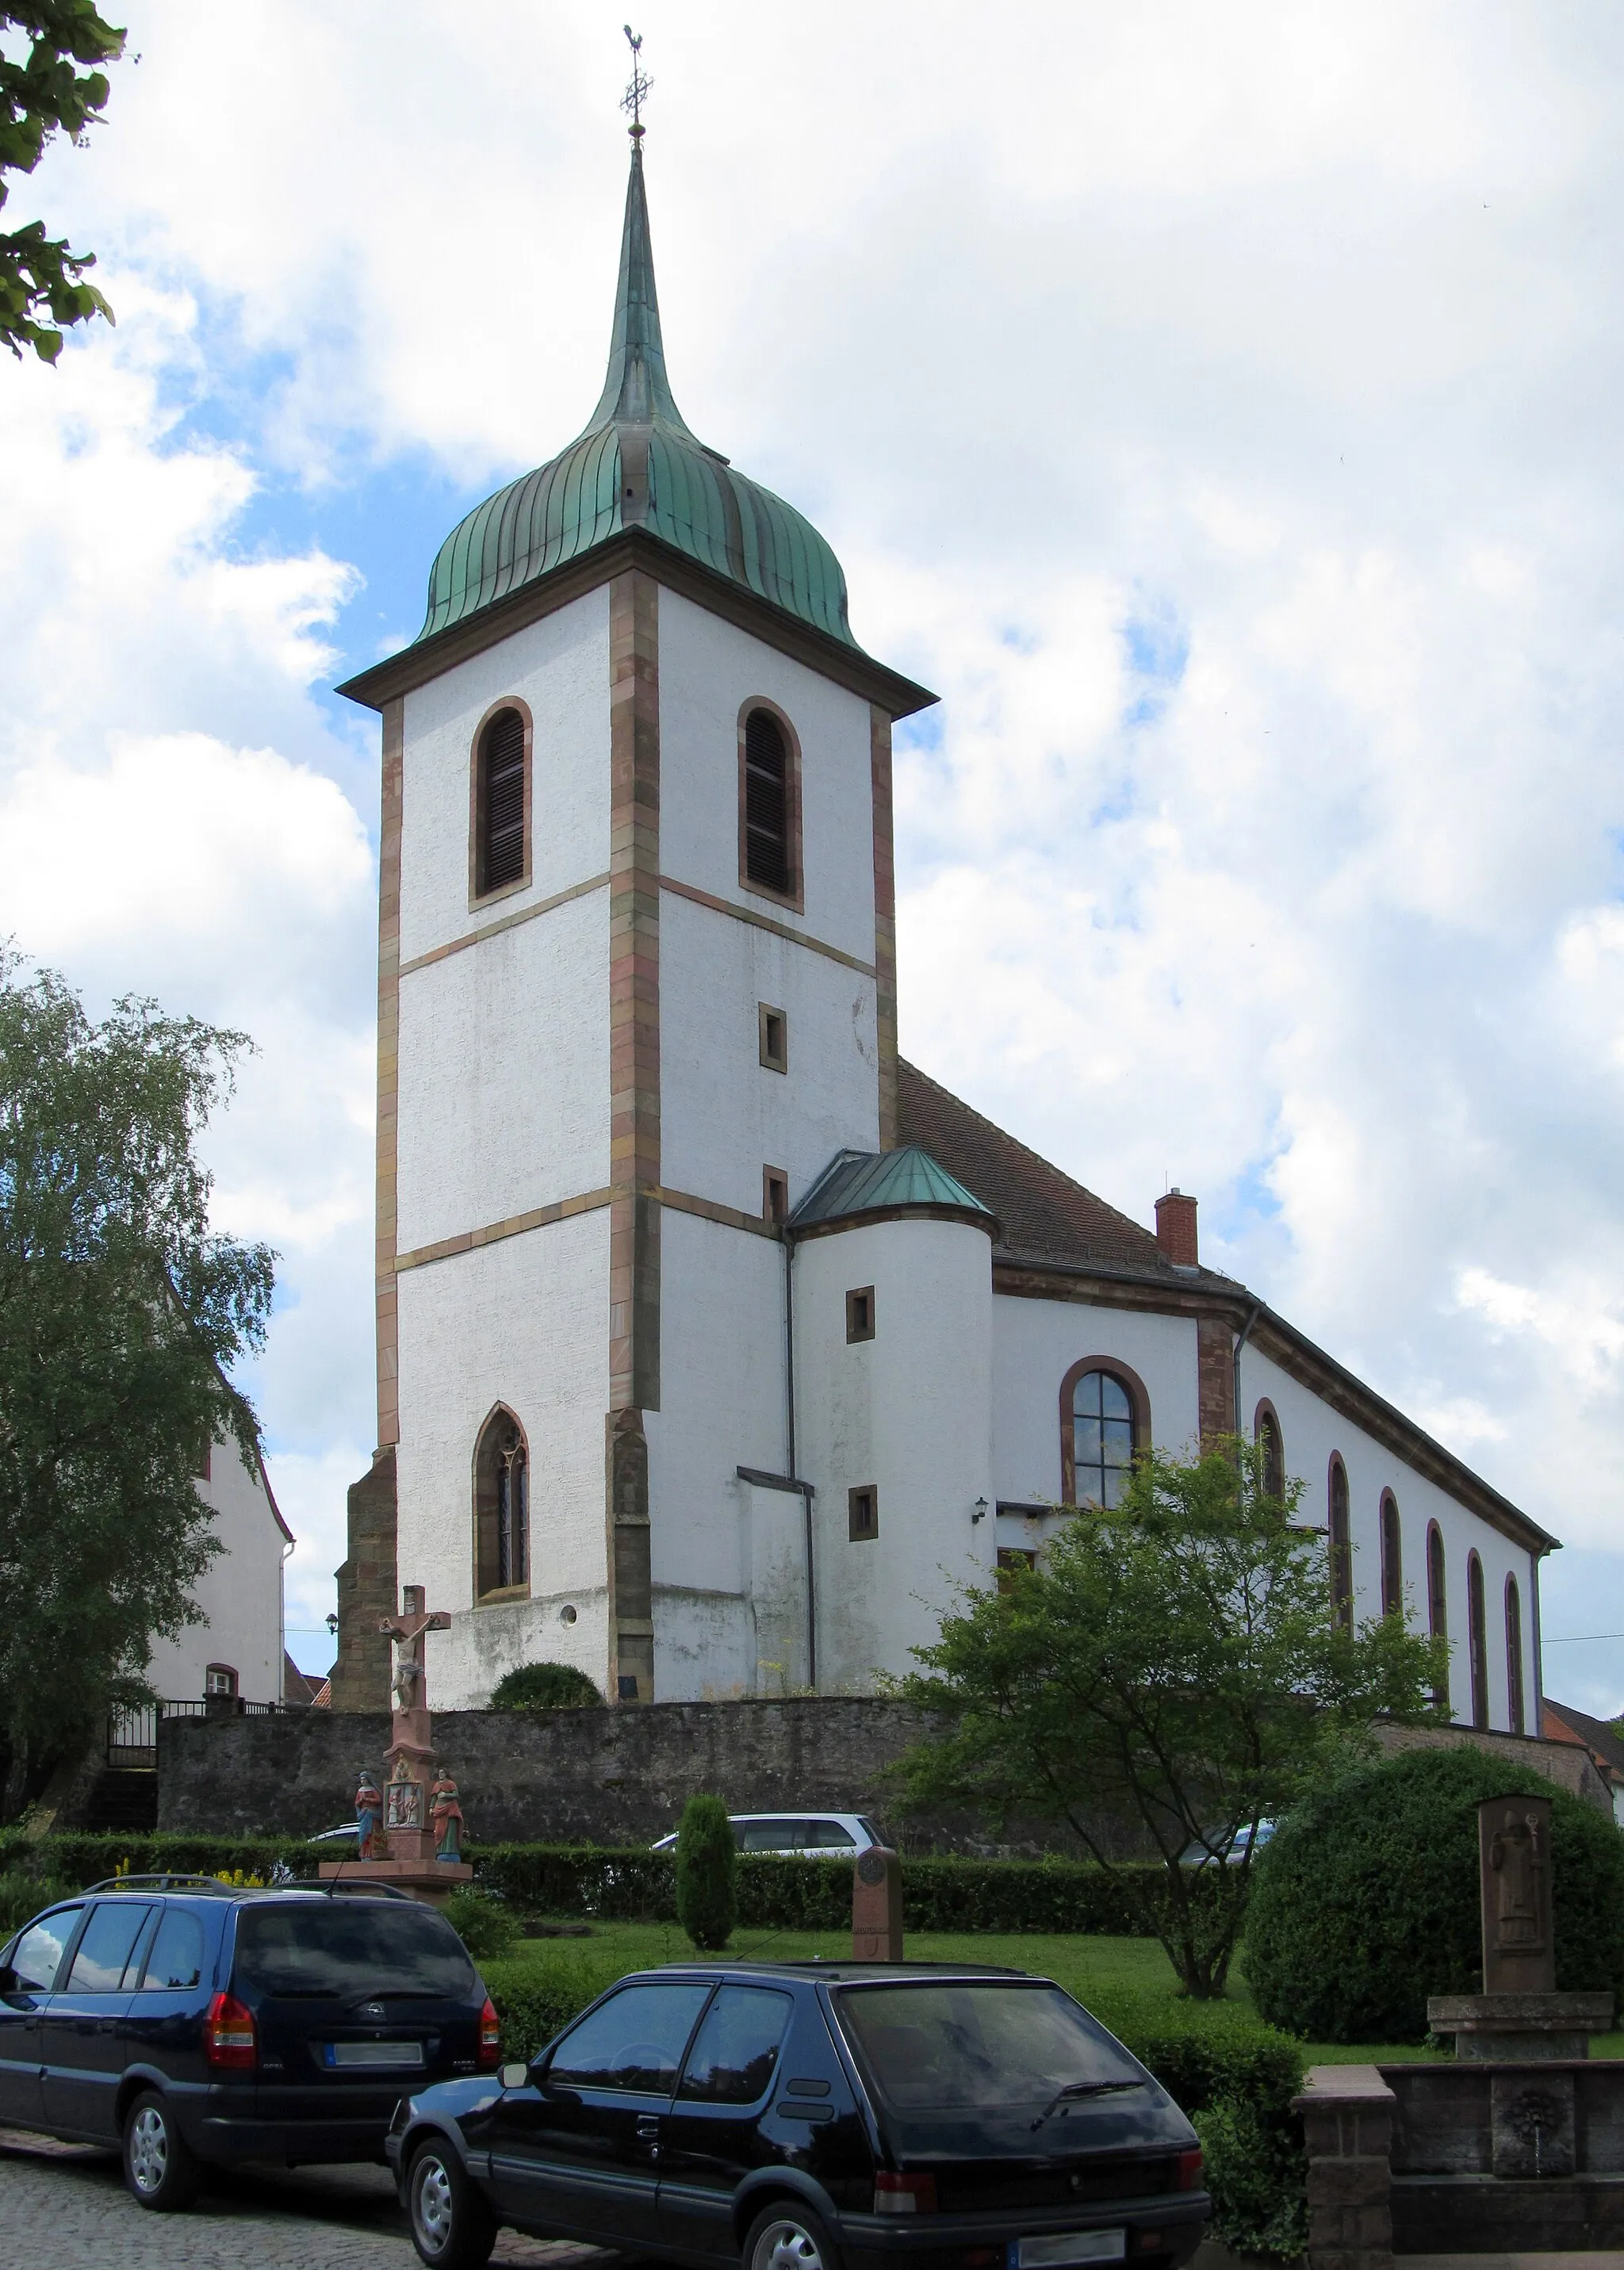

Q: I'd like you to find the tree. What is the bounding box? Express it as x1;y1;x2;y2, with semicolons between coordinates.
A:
489;1662;603;1709
674;1793;737;1952
888;1439;1446;1998
2;3;126;363
0;956;276;1813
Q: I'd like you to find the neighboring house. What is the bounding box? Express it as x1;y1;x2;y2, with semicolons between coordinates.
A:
331;136;1557;1728
143;1432;292;1709
1542;1697;1624;1824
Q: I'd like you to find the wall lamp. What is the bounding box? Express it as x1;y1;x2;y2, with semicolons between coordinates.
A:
971;1498;989;1525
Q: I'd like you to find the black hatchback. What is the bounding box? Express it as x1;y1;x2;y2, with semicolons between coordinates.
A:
385;1961;1209;2270
0;1874;500;2209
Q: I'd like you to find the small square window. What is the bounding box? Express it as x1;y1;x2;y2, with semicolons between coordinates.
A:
848;1485;879;1542
764;1166;789;1224
205;1665;237;1698
846;1287;875;1342
759;1004;788;1074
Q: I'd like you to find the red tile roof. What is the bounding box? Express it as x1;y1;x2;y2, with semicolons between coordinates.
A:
896;1058;1212;1282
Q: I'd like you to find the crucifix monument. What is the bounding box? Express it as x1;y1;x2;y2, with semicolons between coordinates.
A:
320;1581;473;1901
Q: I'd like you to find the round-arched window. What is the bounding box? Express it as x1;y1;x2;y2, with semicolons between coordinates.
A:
1071;1370;1136;1509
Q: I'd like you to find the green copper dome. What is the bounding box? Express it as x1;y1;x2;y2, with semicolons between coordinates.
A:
417;149;859;650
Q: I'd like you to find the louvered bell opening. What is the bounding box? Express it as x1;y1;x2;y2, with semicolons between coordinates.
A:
744;709;790;894
481;709;527;892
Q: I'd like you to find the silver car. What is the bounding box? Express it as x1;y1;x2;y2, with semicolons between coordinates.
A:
652;1810;883;1856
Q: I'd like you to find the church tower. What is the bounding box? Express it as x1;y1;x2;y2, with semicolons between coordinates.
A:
338;136;936;1706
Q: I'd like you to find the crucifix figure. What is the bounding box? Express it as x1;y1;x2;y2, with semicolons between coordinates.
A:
379;1583;450;1725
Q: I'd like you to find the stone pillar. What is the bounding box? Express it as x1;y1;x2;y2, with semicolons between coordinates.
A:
1294;2065;1394;2270
852;1847;903;1961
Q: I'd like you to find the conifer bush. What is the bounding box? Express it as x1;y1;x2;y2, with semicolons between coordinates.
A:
488;1662;603;1709
675;1794;737;1951
1243;1745;1624;2043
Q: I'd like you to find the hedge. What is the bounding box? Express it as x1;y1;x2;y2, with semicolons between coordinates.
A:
481;1950;1305;2262
0;1833;1228;1940
1244;1746;1624;2044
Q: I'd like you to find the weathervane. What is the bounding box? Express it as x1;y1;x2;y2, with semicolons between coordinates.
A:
622;25;652;144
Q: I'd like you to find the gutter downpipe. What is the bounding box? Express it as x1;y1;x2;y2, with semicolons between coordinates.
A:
1232;1301;1263;1448
783;1224;816;1692
1531;1541;1552;1736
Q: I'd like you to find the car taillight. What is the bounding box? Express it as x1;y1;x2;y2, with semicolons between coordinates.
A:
477;1996;501;2069
1174;2147;1204;2191
874;2172;938;2214
203;1991;257;2071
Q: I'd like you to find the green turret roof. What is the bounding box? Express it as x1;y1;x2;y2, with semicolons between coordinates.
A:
790;1146;998;1235
417;148;860;651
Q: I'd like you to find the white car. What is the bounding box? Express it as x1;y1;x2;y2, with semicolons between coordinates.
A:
652;1810;883;1857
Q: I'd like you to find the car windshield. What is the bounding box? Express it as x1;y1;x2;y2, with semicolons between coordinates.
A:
835;1981;1143;2112
233;1903;476;1999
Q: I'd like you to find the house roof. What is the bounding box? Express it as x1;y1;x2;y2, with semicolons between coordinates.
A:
896;1058;1227;1284
1543;1698;1624;1779
790;1143;997;1235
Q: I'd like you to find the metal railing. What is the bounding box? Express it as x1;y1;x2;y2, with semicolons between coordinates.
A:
106;1695;285;1766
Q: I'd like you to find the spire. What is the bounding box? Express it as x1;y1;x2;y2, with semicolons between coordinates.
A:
587;142;692;435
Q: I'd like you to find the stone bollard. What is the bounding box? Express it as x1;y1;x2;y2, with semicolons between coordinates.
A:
852;1846;903;1960
1293;2064;1394;2270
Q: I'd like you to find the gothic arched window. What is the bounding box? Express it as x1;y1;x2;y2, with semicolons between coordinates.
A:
473;703;530;899
1254;1403;1285;1503
474;1407;530;1600
1062;1363;1144;1510
739;703;800;905
1468;1549;1489;1729
1380;1491;1403;1618
1427;1521;1449;1709
1505;1573;1526;1736
1327;1457;1353;1632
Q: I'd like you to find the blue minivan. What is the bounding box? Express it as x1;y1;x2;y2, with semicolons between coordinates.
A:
0;1874;500;2209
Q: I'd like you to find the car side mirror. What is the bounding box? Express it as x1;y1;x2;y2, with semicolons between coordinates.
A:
500;2062;529;2090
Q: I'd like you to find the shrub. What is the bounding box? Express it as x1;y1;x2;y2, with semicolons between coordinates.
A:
1244;1746;1624;2043
675;1795;737;1951
489;1663;603;1709
442;1888;522;1963
485;1947;630;2061
0;1874;79;1935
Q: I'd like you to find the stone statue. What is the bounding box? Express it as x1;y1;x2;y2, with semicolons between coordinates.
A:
1491;1805;1546;1954
355;1768;384;1861
393;1653;425;1713
430;1767;465;1864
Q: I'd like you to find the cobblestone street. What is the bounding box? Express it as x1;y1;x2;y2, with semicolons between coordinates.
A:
0;2128;623;2270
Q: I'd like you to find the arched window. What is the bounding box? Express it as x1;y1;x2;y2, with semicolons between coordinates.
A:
473;704;529;898
1327;1458;1353;1632
1380;1491;1402;1618
1254;1403;1285;1502
473;1407;530;1600
740;705;799;901
1467;1550;1489;1729
1067;1369;1138;1508
1505;1574;1526;1736
1427;1521;1449;1709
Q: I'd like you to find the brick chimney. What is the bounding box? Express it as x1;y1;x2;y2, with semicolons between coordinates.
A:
1155;1188;1199;1269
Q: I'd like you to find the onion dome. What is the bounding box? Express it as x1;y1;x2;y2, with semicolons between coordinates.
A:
418;147;859;651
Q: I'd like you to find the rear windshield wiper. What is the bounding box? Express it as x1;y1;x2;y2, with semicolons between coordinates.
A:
1031;2080;1146;2129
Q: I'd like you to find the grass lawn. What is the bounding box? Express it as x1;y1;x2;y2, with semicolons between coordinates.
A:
508;1920;1474;2066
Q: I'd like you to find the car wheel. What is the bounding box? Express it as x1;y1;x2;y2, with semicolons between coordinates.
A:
745;2200;843;2270
408;2138;497;2270
122;2088;202;2212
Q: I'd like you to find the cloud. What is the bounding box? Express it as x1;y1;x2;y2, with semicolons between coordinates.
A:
5;1;1624;1672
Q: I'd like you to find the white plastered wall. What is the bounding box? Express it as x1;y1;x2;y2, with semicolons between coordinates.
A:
144;1437;287;1707
397;1210;612;1709
794;1216;995;1692
990;1294;1201;1564
397;588;611;967
1239;1346;1542;1732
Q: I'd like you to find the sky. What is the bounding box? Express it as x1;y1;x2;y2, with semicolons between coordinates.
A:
3;3;1623;1700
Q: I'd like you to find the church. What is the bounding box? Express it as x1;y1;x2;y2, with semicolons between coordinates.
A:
331;136;1555;1734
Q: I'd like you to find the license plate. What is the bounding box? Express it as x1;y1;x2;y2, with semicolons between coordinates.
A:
1011;2234;1126;2268
323;2040;425;2069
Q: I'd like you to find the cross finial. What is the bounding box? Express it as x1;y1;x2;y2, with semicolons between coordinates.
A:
622;25;651;145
